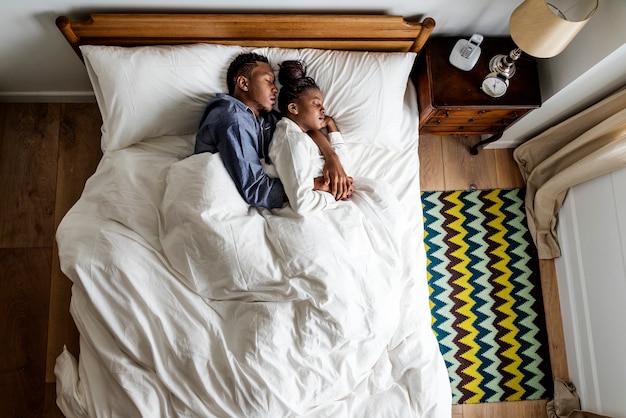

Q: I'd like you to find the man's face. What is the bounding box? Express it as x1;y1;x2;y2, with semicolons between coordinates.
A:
242;62;278;115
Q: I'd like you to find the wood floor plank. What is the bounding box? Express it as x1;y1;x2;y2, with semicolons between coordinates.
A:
45;382;66;418
494;148;525;189
441;136;499;191
539;259;569;381
54;103;103;222
0;248;52;418
0;103;60;248
46;103;103;381
461;399;547;418
419;134;445;191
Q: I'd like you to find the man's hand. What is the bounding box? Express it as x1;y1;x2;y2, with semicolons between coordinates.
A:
313;176;331;193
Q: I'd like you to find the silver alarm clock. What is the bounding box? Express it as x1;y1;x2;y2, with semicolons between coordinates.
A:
481;72;509;98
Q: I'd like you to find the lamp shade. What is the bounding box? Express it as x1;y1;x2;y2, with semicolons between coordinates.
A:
509;0;598;58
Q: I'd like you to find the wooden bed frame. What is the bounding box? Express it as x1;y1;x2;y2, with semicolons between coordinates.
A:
55;13;435;58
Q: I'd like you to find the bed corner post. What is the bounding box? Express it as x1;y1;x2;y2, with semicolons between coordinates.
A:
56;16;83;60
411;17;436;53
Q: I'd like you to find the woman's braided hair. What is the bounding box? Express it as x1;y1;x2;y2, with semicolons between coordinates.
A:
277;60;319;115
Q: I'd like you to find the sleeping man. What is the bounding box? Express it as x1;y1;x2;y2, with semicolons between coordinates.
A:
194;52;352;209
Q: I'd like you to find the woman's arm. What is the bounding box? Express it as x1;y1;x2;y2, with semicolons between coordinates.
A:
272;127;336;214
307;117;353;200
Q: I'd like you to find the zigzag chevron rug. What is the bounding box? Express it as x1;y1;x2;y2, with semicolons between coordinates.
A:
421;188;552;404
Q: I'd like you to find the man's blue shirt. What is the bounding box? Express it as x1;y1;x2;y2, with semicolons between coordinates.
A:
194;94;284;209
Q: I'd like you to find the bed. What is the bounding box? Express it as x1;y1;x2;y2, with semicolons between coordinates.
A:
53;13;451;417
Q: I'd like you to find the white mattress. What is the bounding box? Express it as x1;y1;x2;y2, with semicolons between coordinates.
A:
54;83;452;417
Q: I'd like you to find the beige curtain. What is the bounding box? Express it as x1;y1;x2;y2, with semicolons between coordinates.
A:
547;378;613;418
514;85;626;259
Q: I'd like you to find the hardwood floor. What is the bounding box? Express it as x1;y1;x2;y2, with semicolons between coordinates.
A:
0;103;567;417
0;103;102;417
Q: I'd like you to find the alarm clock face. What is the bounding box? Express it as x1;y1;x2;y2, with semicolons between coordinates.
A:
481;73;508;98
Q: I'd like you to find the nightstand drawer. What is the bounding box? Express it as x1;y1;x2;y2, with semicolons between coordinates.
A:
428;108;523;121
421;108;529;131
420;124;504;135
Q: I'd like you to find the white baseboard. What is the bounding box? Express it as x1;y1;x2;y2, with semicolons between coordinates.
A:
481;136;518;149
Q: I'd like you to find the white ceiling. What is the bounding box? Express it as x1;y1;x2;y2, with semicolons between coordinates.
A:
0;0;521;96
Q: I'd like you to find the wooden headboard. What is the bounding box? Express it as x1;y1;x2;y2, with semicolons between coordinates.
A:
56;13;435;58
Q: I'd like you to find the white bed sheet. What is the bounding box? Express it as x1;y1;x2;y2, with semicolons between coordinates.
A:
54;83;452;417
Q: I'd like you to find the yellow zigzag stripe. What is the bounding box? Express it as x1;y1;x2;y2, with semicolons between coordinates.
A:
485;190;524;400
446;191;484;402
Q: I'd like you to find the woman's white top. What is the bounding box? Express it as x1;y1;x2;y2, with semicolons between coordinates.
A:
268;118;350;214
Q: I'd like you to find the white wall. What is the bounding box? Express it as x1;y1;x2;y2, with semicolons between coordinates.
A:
0;0;521;101
555;166;626;417
496;0;626;148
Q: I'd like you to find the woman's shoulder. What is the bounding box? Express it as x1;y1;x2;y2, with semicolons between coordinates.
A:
272;119;290;145
276;118;310;142
276;117;304;133
275;118;293;136
271;119;310;153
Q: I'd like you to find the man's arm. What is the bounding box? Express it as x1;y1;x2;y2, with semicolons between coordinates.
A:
200;106;286;209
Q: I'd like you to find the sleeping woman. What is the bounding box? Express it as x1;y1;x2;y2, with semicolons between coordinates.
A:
268;60;354;214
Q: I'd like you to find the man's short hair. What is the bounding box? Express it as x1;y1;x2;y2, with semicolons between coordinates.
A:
226;53;270;95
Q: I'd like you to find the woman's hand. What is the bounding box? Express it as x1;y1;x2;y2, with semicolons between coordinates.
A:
313;174;354;199
307;127;352;200
322;116;338;133
321;153;353;200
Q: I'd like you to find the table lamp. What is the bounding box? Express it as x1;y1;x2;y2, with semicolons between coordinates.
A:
484;0;598;94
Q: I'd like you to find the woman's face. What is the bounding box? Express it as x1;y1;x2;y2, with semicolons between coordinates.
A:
243;62;278;115
290;88;326;132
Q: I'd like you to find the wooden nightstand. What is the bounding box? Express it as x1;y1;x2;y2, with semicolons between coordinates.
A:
414;37;541;154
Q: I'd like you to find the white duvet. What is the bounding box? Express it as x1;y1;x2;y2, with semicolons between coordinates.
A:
54;87;451;417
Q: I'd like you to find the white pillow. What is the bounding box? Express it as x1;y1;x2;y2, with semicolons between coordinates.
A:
81;43;246;151
81;44;416;152
252;47;416;150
